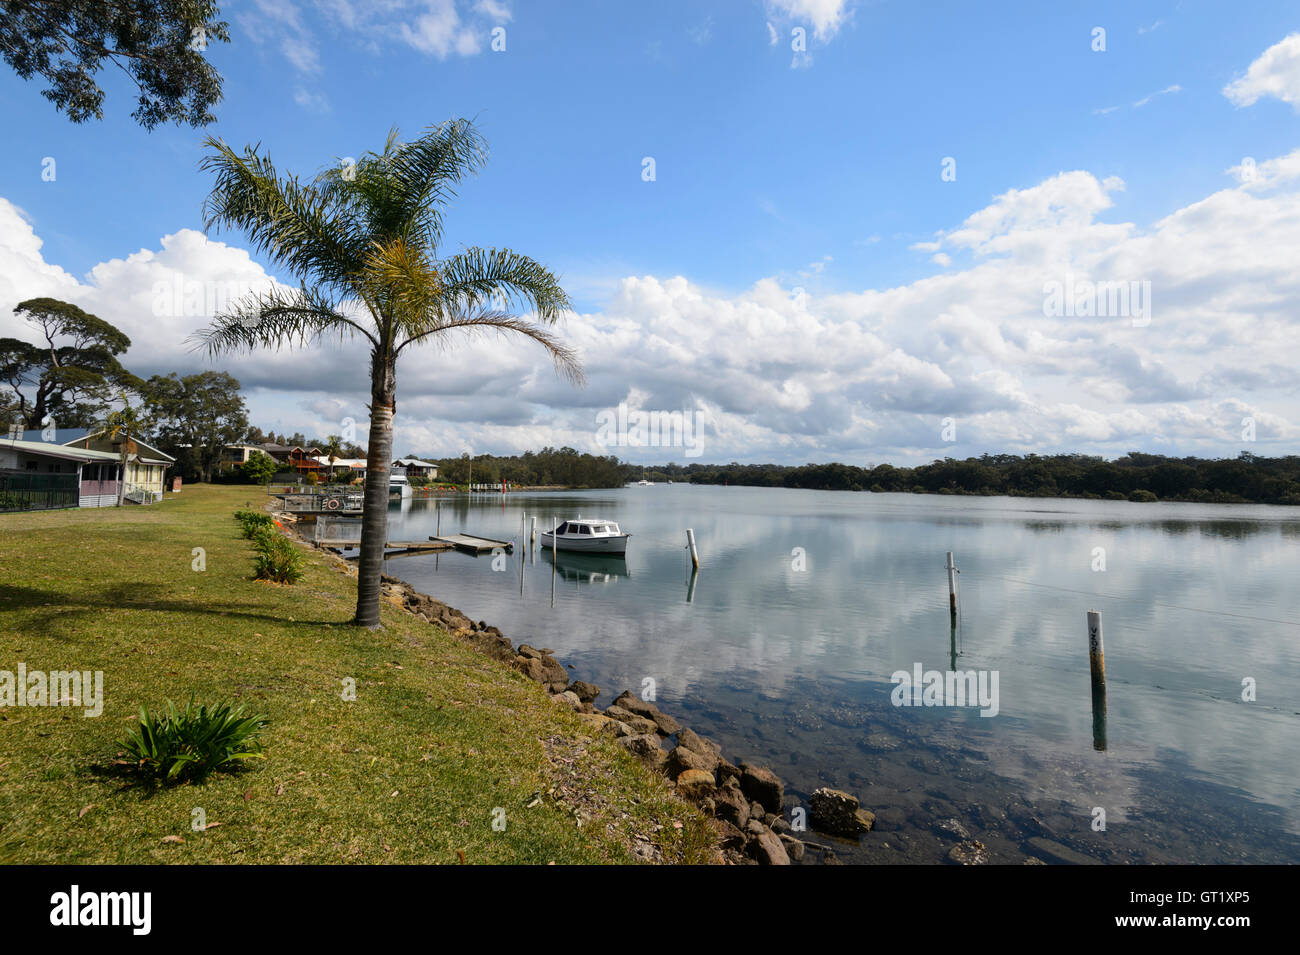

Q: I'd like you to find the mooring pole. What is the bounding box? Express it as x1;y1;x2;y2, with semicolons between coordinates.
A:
686;528;700;570
530;515;537;544
1087;610;1106;687
946;551;958;619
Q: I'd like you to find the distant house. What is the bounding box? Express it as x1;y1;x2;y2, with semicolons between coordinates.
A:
258;443;293;463
394;458;439;480
286;447;325;477
219;444;265;472
61;430;175;504
319;457;368;479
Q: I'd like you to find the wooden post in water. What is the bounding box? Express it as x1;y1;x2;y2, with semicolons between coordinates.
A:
686;528;700;570
1089;609;1108;750
945;552;958;619
530;516;537;544
1087;610;1106;687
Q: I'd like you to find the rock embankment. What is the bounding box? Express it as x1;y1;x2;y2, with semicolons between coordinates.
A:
379;576;876;865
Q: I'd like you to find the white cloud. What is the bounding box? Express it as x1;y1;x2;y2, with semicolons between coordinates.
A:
240;0;506;70
766;0;855;42
1227;148;1300;190
1133;84;1181;108
1223;33;1300;110
4;151;1300;463
293;88;330;113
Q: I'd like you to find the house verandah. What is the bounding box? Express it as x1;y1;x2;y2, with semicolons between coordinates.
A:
0;439;123;511
1;430;176;512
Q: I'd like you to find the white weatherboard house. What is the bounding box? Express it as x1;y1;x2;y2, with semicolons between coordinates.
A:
393;458;439;479
1;429;175;510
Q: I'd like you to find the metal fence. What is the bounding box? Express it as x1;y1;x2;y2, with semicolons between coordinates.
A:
0;470;79;512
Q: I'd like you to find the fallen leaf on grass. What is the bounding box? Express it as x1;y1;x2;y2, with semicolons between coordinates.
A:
161;835;185;844
456;850;465;864
77;805;93;818
243;788;253;801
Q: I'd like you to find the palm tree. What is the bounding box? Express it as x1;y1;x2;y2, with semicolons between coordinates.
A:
323;434;343;481
194;119;583;628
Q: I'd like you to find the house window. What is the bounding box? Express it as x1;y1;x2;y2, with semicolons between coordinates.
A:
25;460;37;471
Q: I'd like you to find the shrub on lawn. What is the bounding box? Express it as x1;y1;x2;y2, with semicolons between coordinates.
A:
234;509;274;538
119;698;268;782
251;526;304;583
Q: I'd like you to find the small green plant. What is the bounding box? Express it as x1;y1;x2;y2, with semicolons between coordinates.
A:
119;697;269;782
234;509;274;537
251;526;304;583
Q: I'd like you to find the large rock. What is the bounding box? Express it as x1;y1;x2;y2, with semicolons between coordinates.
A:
610;691;681;735
748;828;791;865
574;713;622;737
739;764;784;813
711;818;746;851
676;769;716;800
667;744;718;777
550;690;581;710
539;658;569;691
515;655;545;682
618;734;668;774
809;787;874;837
713;787;751;829
569;681;601;704
677;727;722;758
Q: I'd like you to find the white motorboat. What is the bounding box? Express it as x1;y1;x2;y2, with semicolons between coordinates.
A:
541;518;631;554
389;473;412;500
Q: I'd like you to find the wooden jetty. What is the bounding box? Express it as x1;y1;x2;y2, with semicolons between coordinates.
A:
430;533;514;554
336;540;453;559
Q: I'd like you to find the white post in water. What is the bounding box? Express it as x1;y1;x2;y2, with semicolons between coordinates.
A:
686;528;700;570
945;552;958;618
1087;609;1106;688
530;515;537;544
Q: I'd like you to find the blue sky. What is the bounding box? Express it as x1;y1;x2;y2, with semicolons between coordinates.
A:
2;1;1299;464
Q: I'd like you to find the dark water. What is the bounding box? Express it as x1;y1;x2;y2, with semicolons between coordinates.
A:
381;485;1300;864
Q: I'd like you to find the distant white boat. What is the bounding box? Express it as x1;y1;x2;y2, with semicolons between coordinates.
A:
541;519;631;554
389;473;412;499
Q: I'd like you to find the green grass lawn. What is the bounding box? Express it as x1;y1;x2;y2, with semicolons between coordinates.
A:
0;484;712;864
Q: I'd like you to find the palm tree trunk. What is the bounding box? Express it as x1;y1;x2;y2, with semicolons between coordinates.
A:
355;359;396;628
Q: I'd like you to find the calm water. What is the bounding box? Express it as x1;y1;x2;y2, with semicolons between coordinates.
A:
381;486;1300;864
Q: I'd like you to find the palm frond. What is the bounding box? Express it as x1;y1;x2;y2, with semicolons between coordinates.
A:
189;285;373;357
199;137;369;293
403;309;585;385
431;247;575;325
357;237;443;341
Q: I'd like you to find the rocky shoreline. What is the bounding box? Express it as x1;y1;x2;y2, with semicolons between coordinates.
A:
379;575;874;864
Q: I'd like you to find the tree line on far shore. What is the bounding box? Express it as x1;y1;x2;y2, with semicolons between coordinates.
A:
642;453;1300;505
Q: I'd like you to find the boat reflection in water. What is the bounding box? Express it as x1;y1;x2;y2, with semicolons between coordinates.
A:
545;549;630;585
